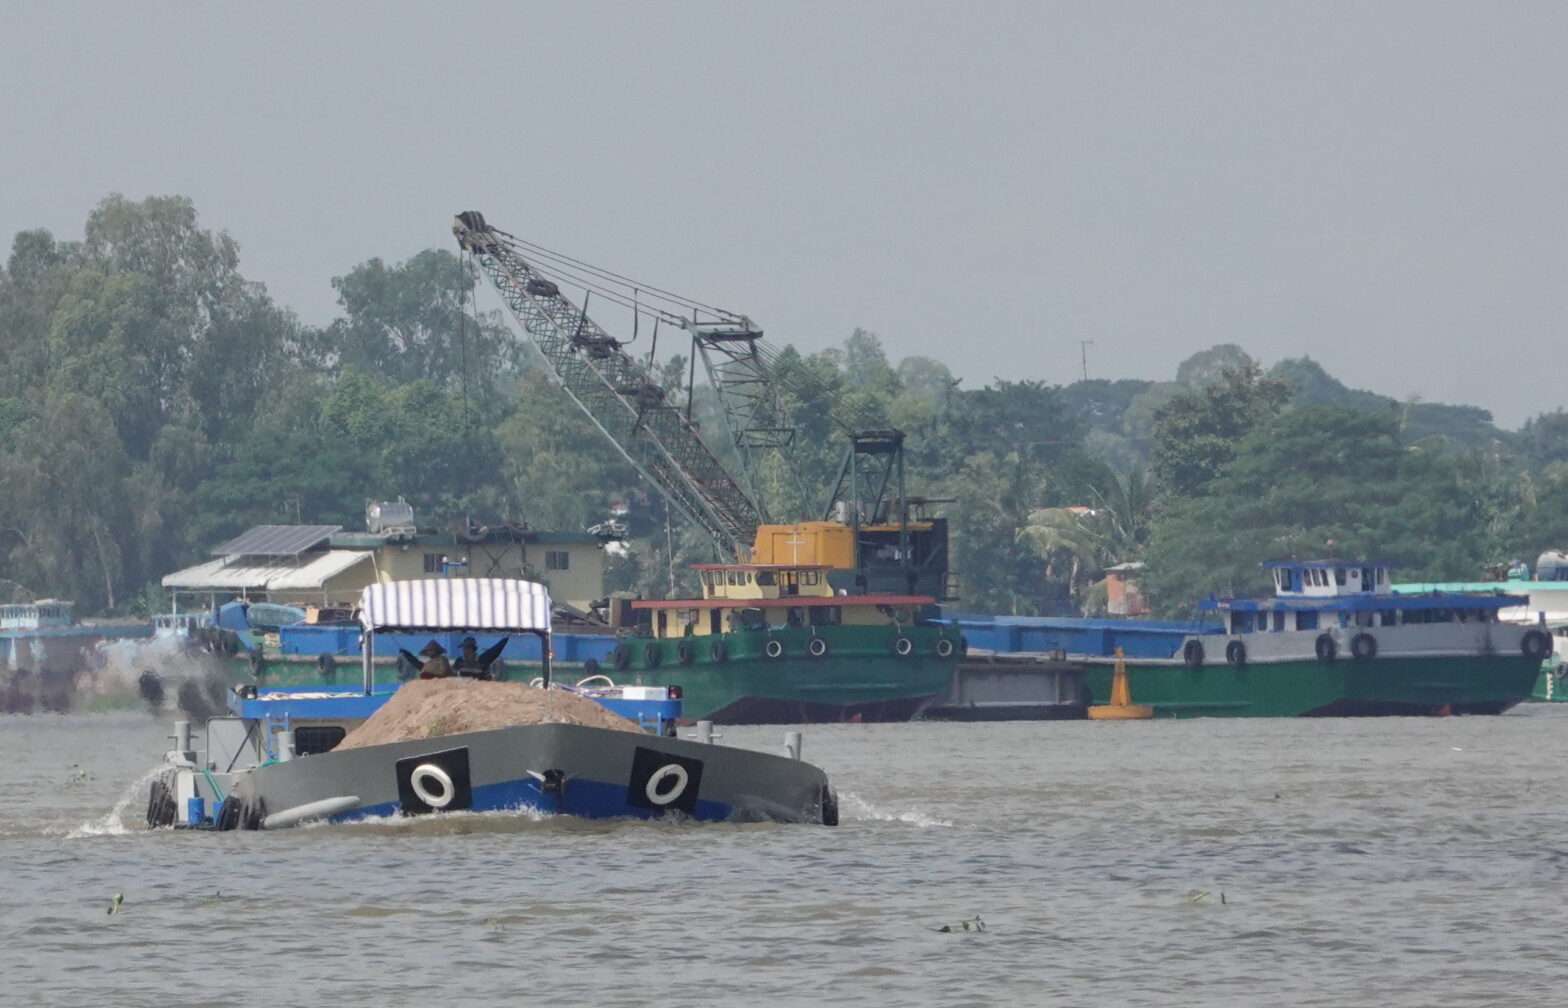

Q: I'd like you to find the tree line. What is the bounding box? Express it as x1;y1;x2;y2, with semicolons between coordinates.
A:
3;195;1566;618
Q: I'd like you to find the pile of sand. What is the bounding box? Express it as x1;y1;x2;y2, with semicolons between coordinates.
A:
336;678;641;750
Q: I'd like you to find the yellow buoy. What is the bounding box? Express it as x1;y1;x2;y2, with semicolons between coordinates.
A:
1088;647;1153;720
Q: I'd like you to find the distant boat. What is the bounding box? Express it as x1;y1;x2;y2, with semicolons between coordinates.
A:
952;560;1542;718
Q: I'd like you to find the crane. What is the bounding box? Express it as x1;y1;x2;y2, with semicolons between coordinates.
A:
453;211;767;558
454;211;952;597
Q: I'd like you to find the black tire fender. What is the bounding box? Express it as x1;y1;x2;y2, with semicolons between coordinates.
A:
935;637;955;658
1351;632;1378;661
892;636;914;657
709;639;728;663
764;638;784;660
807;636;829;658
1522;629;1552;661
610;644;630;673
676;640;695;666
1182;639;1205;668
642;642;661;668
1225;639;1246;667
1315;633;1337;662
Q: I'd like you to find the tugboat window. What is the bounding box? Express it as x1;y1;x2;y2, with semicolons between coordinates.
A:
1335;568;1347;586
755;571;776;587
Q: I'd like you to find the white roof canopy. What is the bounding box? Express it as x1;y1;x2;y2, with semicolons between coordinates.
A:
358;578;552;634
163;551;373;592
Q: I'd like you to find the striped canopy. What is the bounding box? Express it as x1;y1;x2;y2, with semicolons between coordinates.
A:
358;578;553;634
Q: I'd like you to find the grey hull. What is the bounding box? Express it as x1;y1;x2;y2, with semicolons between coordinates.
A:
225;722;835;826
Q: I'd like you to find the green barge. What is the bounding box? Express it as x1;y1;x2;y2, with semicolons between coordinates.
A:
623;563;959;723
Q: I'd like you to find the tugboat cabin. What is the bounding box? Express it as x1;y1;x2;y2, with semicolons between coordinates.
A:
631;564;933;639
1201;560;1522;634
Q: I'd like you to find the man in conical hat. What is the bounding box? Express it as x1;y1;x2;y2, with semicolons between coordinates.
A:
417;639;452;679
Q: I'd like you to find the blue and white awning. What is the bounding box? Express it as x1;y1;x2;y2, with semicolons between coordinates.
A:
358;578;552;634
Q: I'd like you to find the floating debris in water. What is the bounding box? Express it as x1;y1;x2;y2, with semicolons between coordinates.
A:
1183;890;1227;905
107;893;124;915
935;914;985;933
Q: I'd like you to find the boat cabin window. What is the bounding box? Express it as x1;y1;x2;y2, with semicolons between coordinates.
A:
809;605;842;627
1272;611;1286;631
1295;611;1318;630
739;606;766;630
1380;610;1396;627
755;571;776;587
657;611;668;636
293;725;346;757
727;571;739;586
1335;568;1347;586
710;609;722;634
802;570;821;586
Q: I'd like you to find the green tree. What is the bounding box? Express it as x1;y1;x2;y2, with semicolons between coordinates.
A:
1151;361;1290;495
314;249;518;401
1141;407;1496;613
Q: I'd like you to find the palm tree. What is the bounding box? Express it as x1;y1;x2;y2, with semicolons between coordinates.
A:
1019;468;1155;613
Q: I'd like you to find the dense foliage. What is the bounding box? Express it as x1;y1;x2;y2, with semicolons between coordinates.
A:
3;195;1566;617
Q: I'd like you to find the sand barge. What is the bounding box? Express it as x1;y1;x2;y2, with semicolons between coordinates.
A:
336;678;640;750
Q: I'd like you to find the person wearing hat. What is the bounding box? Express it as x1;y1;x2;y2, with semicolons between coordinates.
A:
452;636;489;680
417;640;452;678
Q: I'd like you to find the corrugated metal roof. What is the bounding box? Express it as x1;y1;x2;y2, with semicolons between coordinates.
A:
163;551;372;591
267;551;374;590
212;524;342;557
359;578;551;633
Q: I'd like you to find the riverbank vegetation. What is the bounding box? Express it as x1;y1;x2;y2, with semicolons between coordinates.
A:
3;195;1565;617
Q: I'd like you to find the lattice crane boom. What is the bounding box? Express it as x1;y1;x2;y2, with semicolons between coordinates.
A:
453;211;763;558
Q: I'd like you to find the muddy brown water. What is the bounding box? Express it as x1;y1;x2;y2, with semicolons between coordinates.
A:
3;707;1567;1006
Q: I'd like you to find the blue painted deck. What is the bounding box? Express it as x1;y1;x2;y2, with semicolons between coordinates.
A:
939;610;1220;659
278;624;617;663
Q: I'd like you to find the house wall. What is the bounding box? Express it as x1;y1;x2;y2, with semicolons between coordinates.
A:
371;540;606;610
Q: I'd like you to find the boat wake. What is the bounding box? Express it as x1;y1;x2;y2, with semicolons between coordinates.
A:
70;763;169;837
837;792;954;828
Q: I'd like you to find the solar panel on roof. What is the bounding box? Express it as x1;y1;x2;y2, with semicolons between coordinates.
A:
211;524;342;557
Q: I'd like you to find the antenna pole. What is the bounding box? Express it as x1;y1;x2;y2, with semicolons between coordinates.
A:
1077;340;1094;383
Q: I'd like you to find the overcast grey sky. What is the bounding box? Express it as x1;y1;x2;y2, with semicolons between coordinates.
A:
4;2;1564;426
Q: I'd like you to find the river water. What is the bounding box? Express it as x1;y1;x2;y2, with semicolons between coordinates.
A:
3;706;1567;1006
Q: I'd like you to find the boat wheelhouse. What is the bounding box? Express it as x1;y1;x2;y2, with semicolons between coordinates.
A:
1204;560;1519;643
616;562;961;723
